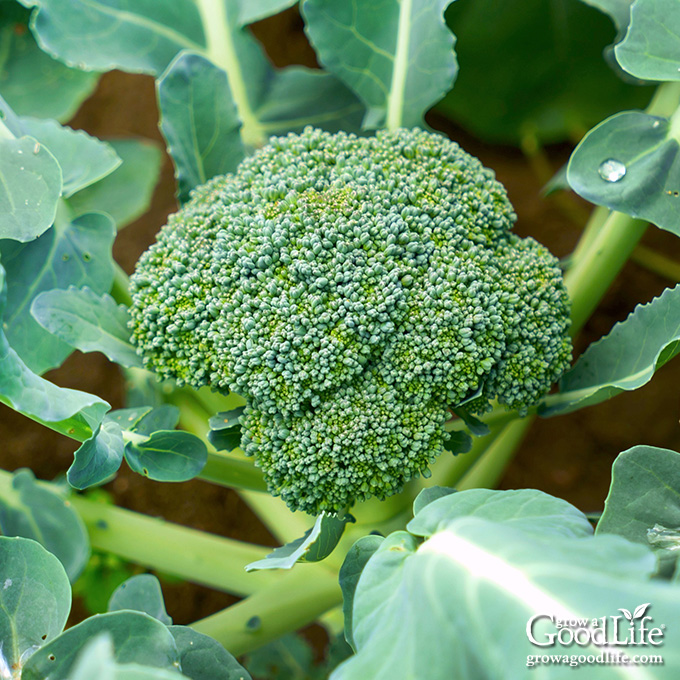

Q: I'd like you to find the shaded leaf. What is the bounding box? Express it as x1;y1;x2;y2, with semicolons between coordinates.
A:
208;407;244;453
451;407;489;436
442;430;472;454
238;0;298;26
22;610;180;680
104;407;154;431
68;420;125;489
125;431;207;482
0;536;71;670
246;513;354;571
338;535;383;652
542;285;680;415
597;445;680;574
20;117;121;197
108;575;172;626
302;0;458;129
615;0;680;80
158;51;244;203
567;111;680;235
68;138;163;230
32;287;142;368
169;626;252;680
0;210;116;374
412;486;456;516
0;262;110;441
0;468;89;581
133;405;181;437
0;2;98;121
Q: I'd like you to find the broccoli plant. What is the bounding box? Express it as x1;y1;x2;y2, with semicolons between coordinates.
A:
1;0;680;678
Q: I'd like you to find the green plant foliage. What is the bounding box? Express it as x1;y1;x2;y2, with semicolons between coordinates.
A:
108;575;173;625
169;627;253;680
0;536;71;670
0;262;110;441
0;468;89;581
542;284;680;415
0;211;116;373
208;407;244;453
22;610;181;680
334;489;680;679
437;0;651;144
246;513;354;571
567;111;680;235
31;287;142;368
20;117;120;197
615;0;680;81
158;51;244;203
68;420;126;489
581;0;633;32
302;0;458;129
237;0;298;26
338;535;383;652
0;0;98;121
597;446;680;574
67;138;163;230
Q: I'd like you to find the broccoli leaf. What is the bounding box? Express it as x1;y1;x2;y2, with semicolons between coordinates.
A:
20;117;120;197
597;446;680;575
67;138;163;231
0;468;90;582
108;575;172;626
0;536;71;671
541;284;680;415
567;111;680;236
0;262;110;442
237;0;298;26
0;2;98;121
301;0;458;129
158;51;245;204
31;287;142;369
615;0;680;80
0;211;116;374
246;513;354;571
21;610;180;680
68;420;126;489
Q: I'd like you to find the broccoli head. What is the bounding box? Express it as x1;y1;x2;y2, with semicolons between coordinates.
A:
129;127;571;514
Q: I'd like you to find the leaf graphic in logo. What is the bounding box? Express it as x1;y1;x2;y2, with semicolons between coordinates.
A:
619;608;633;621
633;603;651;619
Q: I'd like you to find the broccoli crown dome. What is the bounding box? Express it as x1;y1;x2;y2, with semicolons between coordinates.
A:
129;127;571;514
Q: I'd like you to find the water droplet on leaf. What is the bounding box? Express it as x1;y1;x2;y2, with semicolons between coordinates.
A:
598;159;626;183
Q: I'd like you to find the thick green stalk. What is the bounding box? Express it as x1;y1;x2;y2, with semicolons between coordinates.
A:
191;564;342;655
0;469;277;597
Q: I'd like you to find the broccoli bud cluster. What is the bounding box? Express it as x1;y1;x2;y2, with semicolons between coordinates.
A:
129;127;571;514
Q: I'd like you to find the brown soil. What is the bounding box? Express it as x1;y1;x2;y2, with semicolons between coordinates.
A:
2;4;680;656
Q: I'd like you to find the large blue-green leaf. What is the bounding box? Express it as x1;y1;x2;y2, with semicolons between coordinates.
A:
32;287;142;368
23;0;206;75
0;469;89;581
0;130;62;242
0;536;71;672
124;431;207;482
246;513;353;571
20;117;121;197
22;611;180;680
0;210;116;374
67;138;163;230
437;0;651;145
68;420;125;489
0;262;110;441
615;0;680;81
542;284;680;415
0;1;98;121
567;110;680;235
338;535;383;652
597;446;680;574
237;0;298;26
158;51;244;203
407;488;593;539
108;575;172;626
302;0;458;129
169;627;252;680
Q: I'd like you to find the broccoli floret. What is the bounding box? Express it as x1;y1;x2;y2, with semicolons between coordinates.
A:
129;127;571;514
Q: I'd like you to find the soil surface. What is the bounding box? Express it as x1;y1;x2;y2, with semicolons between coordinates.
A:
2;5;680;659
